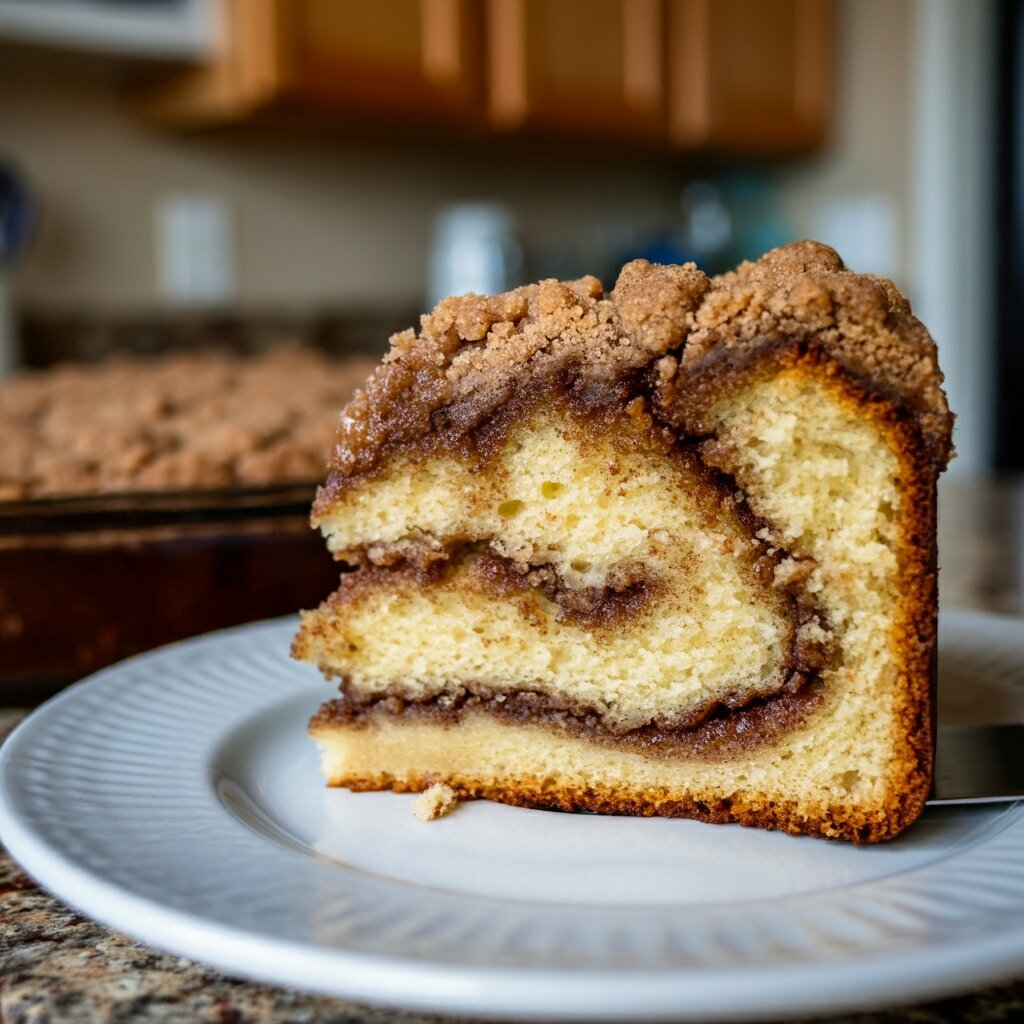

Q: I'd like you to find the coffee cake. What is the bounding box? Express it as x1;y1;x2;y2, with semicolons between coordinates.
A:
294;242;953;842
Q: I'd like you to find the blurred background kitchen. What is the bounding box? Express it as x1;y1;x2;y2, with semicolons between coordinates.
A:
0;0;1021;696
0;0;1017;471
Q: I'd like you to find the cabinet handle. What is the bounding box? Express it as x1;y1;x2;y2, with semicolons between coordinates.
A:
488;0;528;127
623;0;662;114
421;0;463;85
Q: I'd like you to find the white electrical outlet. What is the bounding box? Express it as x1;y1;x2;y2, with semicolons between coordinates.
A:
154;195;235;305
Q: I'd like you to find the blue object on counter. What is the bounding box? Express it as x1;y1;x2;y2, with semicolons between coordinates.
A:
0;161;38;269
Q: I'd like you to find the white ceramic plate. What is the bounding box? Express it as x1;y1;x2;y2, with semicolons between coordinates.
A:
1;609;1023;1022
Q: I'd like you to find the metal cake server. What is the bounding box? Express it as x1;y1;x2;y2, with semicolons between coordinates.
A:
928;724;1024;805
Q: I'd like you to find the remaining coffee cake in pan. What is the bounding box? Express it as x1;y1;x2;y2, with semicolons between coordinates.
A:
293;241;953;842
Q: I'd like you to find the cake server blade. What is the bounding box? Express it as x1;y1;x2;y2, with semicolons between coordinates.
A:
928;724;1024;805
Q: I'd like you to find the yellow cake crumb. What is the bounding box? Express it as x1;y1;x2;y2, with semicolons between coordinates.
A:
413;783;459;821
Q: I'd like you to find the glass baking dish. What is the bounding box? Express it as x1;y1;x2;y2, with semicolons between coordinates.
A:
0;483;335;703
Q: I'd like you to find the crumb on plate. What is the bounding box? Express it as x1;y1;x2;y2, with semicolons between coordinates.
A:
413;783;459;822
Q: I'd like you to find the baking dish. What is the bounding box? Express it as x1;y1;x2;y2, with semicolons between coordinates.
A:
0;483;334;702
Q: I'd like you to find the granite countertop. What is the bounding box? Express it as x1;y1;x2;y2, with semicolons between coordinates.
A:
2;479;1023;1023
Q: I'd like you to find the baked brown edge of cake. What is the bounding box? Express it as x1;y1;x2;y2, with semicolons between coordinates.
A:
665;343;940;840
314;767;884;842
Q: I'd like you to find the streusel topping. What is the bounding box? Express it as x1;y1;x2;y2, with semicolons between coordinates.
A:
322;241;953;492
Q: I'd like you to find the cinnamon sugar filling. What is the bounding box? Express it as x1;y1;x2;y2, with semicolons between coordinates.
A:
298;393;835;738
311;681;825;761
314;532;831;742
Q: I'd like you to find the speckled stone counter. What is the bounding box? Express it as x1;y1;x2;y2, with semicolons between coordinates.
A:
2;479;1023;1023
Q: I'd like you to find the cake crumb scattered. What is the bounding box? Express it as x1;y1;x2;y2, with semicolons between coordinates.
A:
413;782;459;822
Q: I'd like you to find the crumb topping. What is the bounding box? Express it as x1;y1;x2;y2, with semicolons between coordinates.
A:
0;345;375;500
320;241;953;502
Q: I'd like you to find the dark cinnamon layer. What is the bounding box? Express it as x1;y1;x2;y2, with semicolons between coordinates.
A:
310;681;826;762
316;536;833;716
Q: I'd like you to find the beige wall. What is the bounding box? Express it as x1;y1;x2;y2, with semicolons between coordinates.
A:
2;0;917;314
776;0;998;475
777;0;914;290
2;65;678;315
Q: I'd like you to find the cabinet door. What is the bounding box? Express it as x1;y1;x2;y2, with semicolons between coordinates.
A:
138;0;482;126
486;0;663;139
667;0;833;152
135;0;282;125
276;0;483;122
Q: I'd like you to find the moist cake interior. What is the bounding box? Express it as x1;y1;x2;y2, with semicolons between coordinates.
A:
294;241;953;842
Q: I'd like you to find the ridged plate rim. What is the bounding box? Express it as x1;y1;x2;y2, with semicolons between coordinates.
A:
1;608;1023;1022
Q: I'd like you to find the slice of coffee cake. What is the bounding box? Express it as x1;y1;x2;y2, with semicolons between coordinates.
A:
293;241;953;842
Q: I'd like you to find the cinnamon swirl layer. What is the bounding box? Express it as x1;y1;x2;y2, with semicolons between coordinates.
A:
294;397;832;737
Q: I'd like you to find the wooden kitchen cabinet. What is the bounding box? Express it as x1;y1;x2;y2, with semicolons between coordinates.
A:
666;0;833;152
138;0;483;127
485;0;663;140
277;0;483;120
484;0;832;150
138;0;832;156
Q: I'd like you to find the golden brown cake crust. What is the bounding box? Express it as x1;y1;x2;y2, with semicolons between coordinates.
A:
315;241;952;512
322;768;905;844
